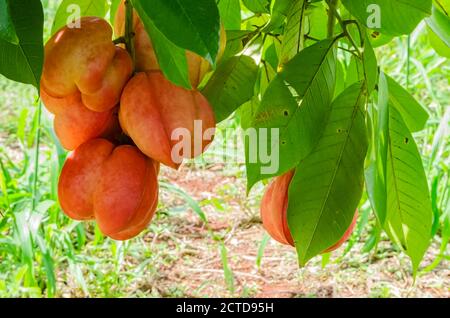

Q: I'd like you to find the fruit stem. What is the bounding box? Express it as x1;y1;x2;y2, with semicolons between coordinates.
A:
124;0;136;69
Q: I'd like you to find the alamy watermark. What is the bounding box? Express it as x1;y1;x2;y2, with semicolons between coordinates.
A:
366;4;381;29
171;120;280;176
66;4;81;29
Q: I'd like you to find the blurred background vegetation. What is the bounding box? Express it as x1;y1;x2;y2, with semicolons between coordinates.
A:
0;0;448;297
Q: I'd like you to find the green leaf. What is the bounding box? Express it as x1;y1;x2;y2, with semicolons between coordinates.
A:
304;1;328;43
365;72;389;225
132;0;191;89
288;82;368;266
363;37;378;95
0;0;44;89
334;59;345;98
428;25;450;58
239;96;260;130
110;0;122;26
52;0;108;35
426;4;450;47
256;233;270;268
246;39;337;189
386;75;429;132
35;235;56;297
218;0;241;30
242;0;270;14
132;0;220;64
258;57;277;95
342;0;432;36
279;0;307;66
367;29;393;48
202;55;258;123
219;243;235;293
263;0;295;32
385;105;433;273
263;41;279;71
0;0;18;44
345;54;364;88
220;30;247;61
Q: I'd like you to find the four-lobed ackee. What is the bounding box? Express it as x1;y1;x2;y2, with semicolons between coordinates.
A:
119;71;216;169
58;139;159;241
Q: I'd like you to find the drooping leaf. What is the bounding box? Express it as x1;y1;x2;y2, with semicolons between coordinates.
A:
203;55;258;123
386;75;429;132
218;0;241;30
258;57;277;95
365;72;389;225
362;37;378;95
240;32;265;65
263;0;295;32
279;0;307;66
221;30;251;60
263;41;279;71
428;26;450;58
0;0;44;89
288;82;368;265
52;0;108;35
345;54;364;88
0;0;18;44
132;0;190;89
385;105;433;274
342;0;432;36
426;4;450;47
367;29;393;48
132;0;220;64
246;39;337;189
334;59;345;98
304;1;328;43
242;0;270;14
239;96;260;130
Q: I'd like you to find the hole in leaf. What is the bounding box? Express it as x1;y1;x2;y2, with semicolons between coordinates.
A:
283;110;289;117
404;137;409;144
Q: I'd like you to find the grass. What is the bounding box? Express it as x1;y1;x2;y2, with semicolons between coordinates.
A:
0;2;448;298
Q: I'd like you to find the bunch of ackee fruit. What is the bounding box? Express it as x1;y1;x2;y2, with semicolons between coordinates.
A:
42;3;356;250
41;3;223;240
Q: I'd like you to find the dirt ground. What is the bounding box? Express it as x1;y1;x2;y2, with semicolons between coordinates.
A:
133;165;450;298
